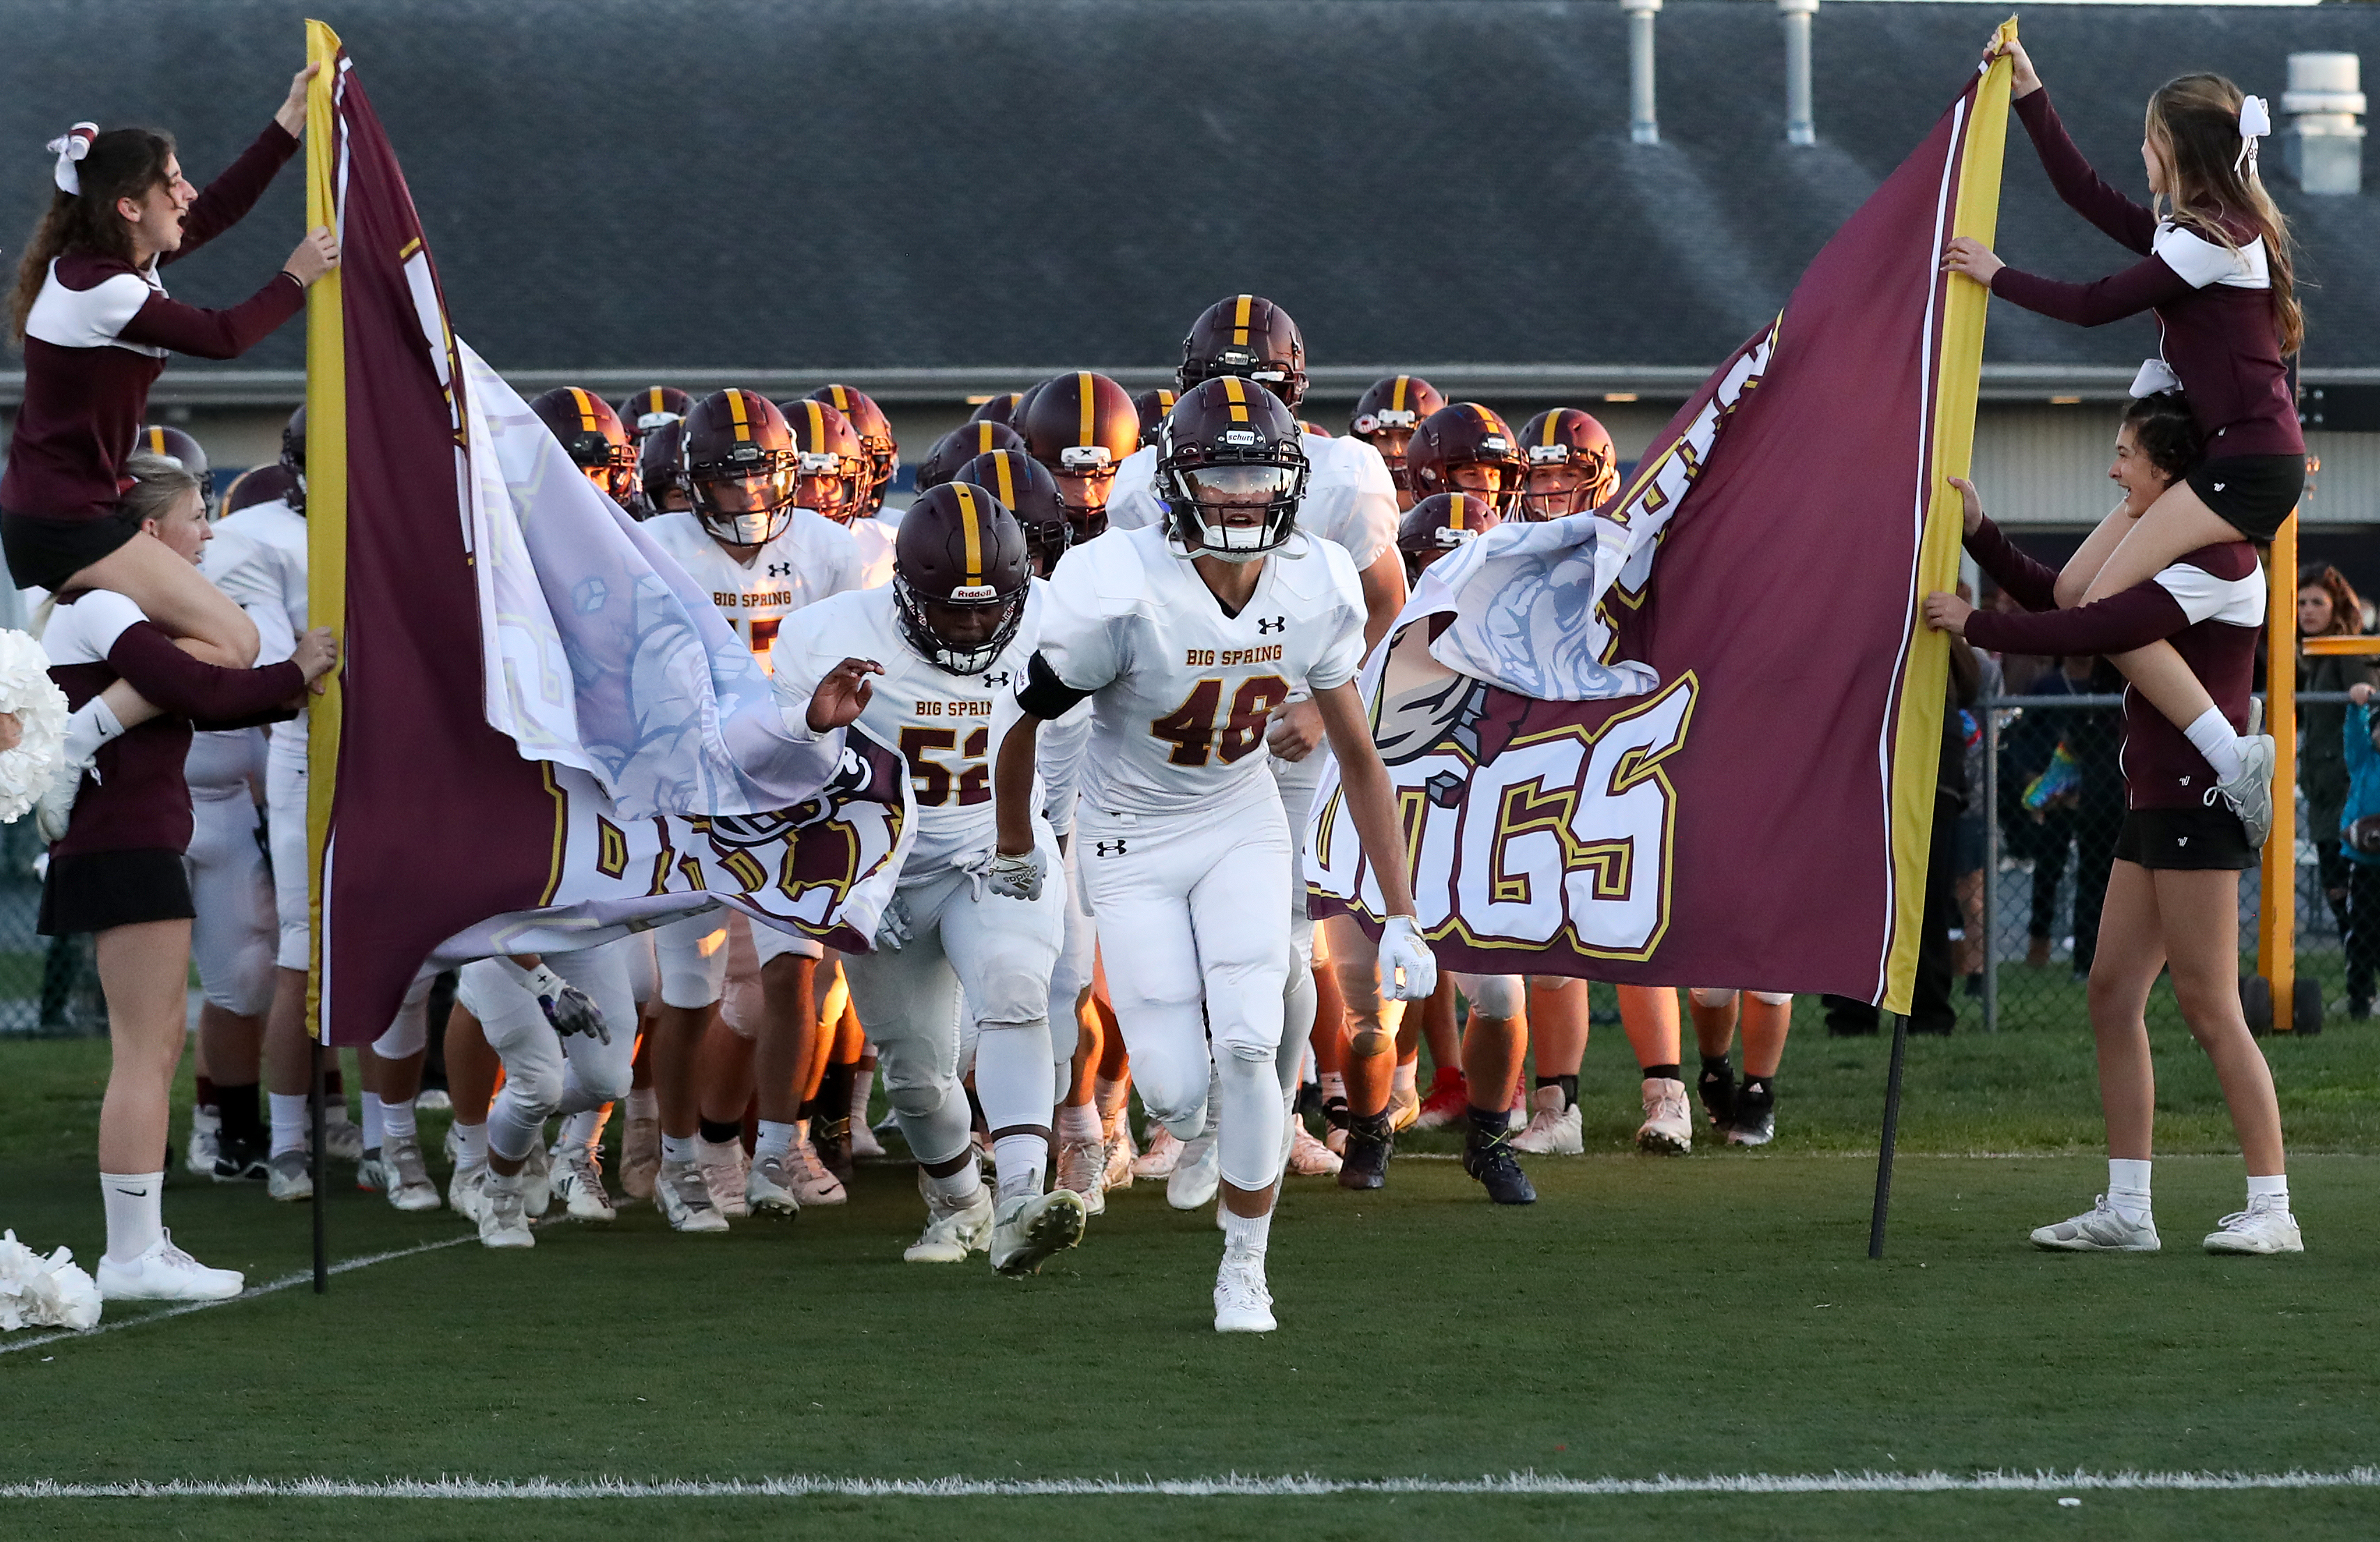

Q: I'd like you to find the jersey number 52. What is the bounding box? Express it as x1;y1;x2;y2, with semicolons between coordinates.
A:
900;725;990;806
1151;675;1291;766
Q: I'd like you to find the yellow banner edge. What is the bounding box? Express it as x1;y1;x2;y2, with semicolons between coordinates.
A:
1879;20;2016;1015
302;17;346;1044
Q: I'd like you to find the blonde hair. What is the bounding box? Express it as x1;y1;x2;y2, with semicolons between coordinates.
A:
2144;73;2303;356
122;450;202;527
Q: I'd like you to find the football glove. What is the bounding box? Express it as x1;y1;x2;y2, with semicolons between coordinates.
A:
873;893;914;953
985;846;1045;902
502;958;610;1044
1377;915;1438;1002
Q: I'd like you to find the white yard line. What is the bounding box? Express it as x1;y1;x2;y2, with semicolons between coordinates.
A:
3;1468;2377;1499
0;1233;475;1357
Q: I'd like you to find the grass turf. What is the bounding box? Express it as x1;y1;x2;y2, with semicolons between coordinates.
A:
3;1012;2378;1541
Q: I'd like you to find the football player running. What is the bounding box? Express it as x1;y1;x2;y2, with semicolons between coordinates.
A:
1017;371;1139;547
992;378;1435;1332
773;483;1087;1274
528;388;639;511
1514;407;1620;522
1349;374;1446;513
778;396;891;589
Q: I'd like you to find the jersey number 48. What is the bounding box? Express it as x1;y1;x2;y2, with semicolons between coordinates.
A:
1151;675;1291;767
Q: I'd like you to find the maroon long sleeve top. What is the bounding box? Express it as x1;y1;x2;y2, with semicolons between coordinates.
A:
1;123;303;523
1990;91;2302;461
43;590;302;857
1962;516;2262;810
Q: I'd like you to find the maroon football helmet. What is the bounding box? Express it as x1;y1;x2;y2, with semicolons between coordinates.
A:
915;419;1027;492
1132;387;1178;450
1177;293;1307;407
530;387;638;506
678;389;799;546
638;419;689;518
1018;371;1139;537
137;424;213;514
802;384;898;516
1397;492;1503;583
967;392;1024;426
954;448;1070;577
1404;403;1524;518
1349;375;1447;504
615;386;693;444
893;482;1031;677
1515;408;1620;521
1154;376;1309;562
780;397;869;525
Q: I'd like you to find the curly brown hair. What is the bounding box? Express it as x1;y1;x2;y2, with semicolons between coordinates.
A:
8;127;176;345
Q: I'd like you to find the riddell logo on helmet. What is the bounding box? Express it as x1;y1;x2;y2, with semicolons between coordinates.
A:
1220;429;1261;447
951;583;998;600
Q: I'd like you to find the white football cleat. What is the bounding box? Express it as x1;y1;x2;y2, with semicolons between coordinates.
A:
323;1114;364;1164
477;1171;535;1249
447;1162;491;1225
850;1119;887;1161
696;1139;751;1218
1213;1251;1276;1333
354;1148;387;1194
1287;1122;1342;1178
787;1139;847;1208
1102;1121;1137;1192
2031;1196;2160;1252
620;1110;661;1200
746;1152;802;1217
1133;1125;1185;1179
96;1231;243;1302
905;1185;994;1263
1167;1132;1221;1211
653;1158;730;1233
2203;1196;2303;1256
551;1147;615;1221
266;1148;313;1202
516;1139;553;1218
184;1108;220;1178
1636;1078;1693;1155
1510;1088;1585;1156
1054;1139;1107;1217
380;1136;443;1212
991;1189;1089;1276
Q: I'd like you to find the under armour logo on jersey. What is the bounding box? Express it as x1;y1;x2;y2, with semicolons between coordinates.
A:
1256;616;1287;635
766;562;795;578
983;671;1011;688
1095;839;1130;857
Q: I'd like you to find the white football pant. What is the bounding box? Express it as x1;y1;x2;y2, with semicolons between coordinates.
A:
185;785;275;1017
459;939;638;1162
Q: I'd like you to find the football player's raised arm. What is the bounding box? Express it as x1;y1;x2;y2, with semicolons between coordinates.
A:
1312;681;1417;921
1355;547;1408;653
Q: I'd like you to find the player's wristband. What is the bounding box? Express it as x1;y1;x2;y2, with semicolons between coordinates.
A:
1015;652;1092;720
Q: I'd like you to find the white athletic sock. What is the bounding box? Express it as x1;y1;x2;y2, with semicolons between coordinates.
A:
1093;1074;1131;1122
992;1132;1047;1201
268;1093;309;1157
381;1097;417;1146
2183;708;2245;780
2108;1157;2153;1221
924;1163;985;1205
1216;1051;1287;1192
850;1063;875;1124
755;1119;797;1164
360;1092;385;1152
660;1132;696;1166
62;697;125;766
452;1120;489;1169
2247;1173;2289;1207
1219;1204;1273;1260
100;1170;163;1264
558;1109;600;1158
1056;1102;1101;1143
696;1135;742;1167
1392;1058;1418;1102
626;1088;659;1123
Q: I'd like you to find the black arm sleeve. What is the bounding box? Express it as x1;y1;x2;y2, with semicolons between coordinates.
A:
1015;650;1093;720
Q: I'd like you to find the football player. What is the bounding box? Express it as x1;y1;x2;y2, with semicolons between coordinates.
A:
1687;989;1792;1146
138;424;217;516
639;390;863;1230
1016;371;1138;546
1349;374;1445;512
1405;401;1526;518
616;385;693;445
1515;408;1620;522
1131;388;1177;450
774;484;1086;1272
806;383;900;520
528;387;638;509
636;420;690;518
992;378;1436;1332
1395;491;1501;585
915;419;1027;493
778;396;890;588
968;392;1024;426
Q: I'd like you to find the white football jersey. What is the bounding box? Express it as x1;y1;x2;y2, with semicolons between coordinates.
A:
843;514;896;590
1103;431;1398;572
773;584;1080;874
206;497;309;740
644;508;862;675
1031;522;1365;819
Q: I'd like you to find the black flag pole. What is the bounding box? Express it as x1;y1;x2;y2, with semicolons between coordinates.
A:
1868;1012;1909;1258
310;1042;328;1293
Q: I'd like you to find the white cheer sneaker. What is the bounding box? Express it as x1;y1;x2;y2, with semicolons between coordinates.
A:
905;1186;995;1263
1287;1122;1343;1178
97;1231;243;1302
1636;1079;1694;1155
2030;1196;2160;1252
1213;1251;1275;1334
788;1139;847;1207
448;1162;491;1225
992;1189;1089;1276
2204;1195;2304;1256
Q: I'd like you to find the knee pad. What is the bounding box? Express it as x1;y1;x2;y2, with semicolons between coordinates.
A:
1690;988;1738;1009
498;1061;565;1120
1458;973;1526;1019
884;1077;950;1120
1750;991;1792;1007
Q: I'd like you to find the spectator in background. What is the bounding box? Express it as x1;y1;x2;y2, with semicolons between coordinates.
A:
2019;654;2096;969
1954;582;1999;994
2338;689;2380;1017
2298;564;2372;993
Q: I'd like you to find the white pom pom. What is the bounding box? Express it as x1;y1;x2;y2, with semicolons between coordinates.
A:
0;1229;101;1332
0;630;69;826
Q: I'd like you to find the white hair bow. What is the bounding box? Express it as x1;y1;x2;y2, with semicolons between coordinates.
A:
45;122;95;195
2236;95;2271;177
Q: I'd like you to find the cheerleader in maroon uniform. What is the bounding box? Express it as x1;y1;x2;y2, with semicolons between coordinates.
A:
42;455;337;1302
1944;35;2303;847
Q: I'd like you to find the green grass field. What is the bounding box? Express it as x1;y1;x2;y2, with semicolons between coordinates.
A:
3;990;2378;1540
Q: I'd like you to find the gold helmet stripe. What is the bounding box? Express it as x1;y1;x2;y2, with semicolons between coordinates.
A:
1542;410;1565;447
649;387;665;416
1391;376;1409;413
993;451;1018;508
1448;496;1467;532
829;385;850;411
955;483;984;585
1077;371;1096;445
1231;293;1252;348
569;387;598;433
976;422;997;453
728;390;752;442
801;400;826;448
146;426;167;454
1222;376;1250;423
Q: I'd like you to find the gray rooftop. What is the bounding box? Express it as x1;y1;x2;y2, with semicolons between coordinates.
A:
3;0;2376;400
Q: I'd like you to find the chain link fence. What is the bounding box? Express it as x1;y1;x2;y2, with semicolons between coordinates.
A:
1968;691;2350;1035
